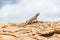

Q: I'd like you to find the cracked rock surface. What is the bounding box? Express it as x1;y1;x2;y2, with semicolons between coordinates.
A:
0;21;60;40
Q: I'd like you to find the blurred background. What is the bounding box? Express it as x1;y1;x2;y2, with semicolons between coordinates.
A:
0;0;60;23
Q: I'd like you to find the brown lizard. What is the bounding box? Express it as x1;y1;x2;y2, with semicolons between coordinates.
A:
18;13;40;27
25;13;40;24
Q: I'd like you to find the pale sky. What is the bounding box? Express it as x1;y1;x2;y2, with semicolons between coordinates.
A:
0;0;60;23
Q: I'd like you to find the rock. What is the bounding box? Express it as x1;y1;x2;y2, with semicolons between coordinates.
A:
0;21;60;40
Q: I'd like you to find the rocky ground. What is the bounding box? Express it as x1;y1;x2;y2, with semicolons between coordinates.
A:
0;21;60;40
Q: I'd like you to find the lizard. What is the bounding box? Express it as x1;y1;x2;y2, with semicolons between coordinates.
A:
25;13;40;24
18;13;40;27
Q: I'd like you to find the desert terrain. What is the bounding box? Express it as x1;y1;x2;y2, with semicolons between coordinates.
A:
0;21;60;40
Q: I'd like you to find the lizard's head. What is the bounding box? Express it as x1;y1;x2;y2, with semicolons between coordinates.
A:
35;13;40;16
